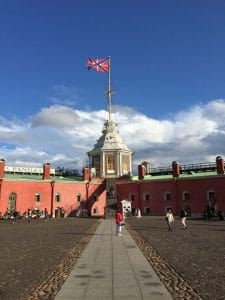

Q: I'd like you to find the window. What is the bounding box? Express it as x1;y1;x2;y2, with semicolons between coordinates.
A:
107;155;116;172
183;191;190;201
143;194;150;201
129;194;135;201
164;192;171;201
8;193;17;212
207;190;215;200
144;207;150;214
93;207;98;214
92;155;100;176
122;155;129;173
93;194;99;202
55;193;61;202
35;193;41;202
76;194;82;202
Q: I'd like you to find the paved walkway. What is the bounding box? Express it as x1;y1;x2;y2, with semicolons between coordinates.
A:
54;219;172;300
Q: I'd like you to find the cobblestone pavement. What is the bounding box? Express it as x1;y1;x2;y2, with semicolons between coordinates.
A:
126;217;225;300
0;217;224;300
0;218;99;300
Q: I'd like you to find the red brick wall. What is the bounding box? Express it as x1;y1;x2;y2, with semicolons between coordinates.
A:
0;181;52;214
0;179;106;217
1;174;224;217
116;175;225;216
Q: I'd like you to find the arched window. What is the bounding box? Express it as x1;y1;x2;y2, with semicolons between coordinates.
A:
9;192;17;212
35;193;41;202
55;193;61;202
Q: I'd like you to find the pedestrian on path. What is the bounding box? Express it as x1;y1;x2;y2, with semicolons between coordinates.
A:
166;209;174;231
180;208;187;229
115;210;123;236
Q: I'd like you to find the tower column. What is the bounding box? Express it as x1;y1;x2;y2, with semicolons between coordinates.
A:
101;153;104;177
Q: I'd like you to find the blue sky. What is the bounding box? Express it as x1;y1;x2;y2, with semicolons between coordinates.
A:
1;0;225;172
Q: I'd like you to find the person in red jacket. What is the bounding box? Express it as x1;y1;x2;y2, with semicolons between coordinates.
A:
115;210;123;236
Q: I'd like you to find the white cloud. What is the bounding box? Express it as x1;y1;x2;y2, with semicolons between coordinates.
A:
0;99;225;173
32;105;81;128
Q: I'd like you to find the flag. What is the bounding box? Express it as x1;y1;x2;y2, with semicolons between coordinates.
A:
86;58;109;73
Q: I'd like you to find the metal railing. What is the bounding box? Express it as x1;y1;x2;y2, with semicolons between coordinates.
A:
148;161;221;176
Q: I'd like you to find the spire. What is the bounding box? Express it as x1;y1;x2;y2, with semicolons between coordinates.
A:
87;56;133;178
107;56;112;121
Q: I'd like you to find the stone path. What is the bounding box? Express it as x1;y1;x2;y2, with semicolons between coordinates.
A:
54;219;172;300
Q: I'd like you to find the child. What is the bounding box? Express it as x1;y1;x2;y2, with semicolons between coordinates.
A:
115;210;123;236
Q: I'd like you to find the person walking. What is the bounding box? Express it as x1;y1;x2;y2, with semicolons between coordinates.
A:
44;208;48;221
27;209;32;223
115;210;123;236
180;208;187;230
12;211;18;224
166;209;174;231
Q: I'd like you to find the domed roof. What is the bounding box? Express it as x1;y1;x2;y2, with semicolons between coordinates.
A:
89;119;132;153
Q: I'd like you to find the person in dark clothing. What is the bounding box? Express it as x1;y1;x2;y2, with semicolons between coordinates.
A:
12;211;18;224
180;208;187;229
44;208;48;221
27;209;32;223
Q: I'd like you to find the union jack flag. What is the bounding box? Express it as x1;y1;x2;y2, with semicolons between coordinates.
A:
86;58;109;73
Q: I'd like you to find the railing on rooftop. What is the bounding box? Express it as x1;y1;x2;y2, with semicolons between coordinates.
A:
148;161;220;176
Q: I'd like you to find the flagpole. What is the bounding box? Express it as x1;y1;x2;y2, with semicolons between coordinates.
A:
107;56;112;121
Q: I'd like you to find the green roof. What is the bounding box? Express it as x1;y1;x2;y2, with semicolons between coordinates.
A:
132;171;222;181
3;170;223;182
4;173;84;182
